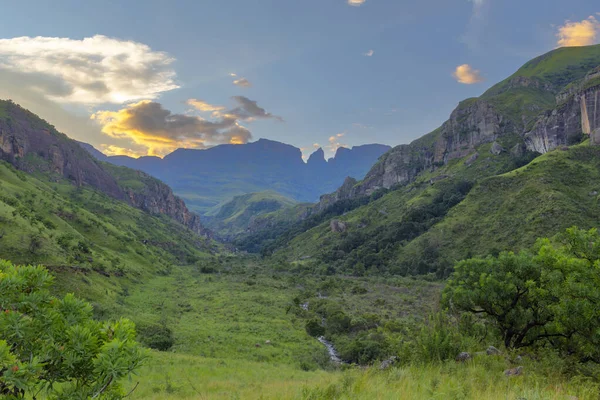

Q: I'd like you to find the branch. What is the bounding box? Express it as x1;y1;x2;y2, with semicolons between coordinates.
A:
123;382;139;398
92;376;113;399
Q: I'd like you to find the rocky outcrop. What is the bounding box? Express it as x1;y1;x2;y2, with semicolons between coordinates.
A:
525;83;600;153
0;101;123;199
315;98;512;208
0;100;209;237
330;220;347;233
124;171;210;237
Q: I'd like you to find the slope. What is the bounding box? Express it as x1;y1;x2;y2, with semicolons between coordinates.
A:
266;45;600;276
203;190;298;237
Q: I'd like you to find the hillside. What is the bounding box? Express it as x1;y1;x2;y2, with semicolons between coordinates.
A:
261;45;600;276
81;140;391;214
203;190;299;237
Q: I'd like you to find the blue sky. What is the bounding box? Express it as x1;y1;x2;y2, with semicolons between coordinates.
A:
0;0;599;159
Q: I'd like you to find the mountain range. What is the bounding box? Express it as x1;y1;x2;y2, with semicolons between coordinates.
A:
79;140;390;214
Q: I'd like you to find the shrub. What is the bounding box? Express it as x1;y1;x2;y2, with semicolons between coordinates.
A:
0;260;145;398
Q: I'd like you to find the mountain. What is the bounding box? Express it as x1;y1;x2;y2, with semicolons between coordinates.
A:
0;99;215;272
250;45;600;275
203;190;301;238
0;100;209;238
80;139;390;214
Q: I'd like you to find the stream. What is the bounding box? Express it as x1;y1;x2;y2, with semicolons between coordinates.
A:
318;336;342;364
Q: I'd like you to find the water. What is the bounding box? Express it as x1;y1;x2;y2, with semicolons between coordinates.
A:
318;336;342;364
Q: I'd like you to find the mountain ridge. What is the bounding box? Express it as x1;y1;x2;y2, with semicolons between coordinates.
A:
80;139;391;214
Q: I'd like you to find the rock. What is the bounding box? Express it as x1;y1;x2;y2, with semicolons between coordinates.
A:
490;142;505;155
379;356;399;370
330;220;347;233
464;152;479;166
510;143;525;158
515;355;523;362
560;145;569;151
255;343;261;348
486;345;501;356
265;340;271;345
455;352;471;362
589;191;598;196
504;366;523;376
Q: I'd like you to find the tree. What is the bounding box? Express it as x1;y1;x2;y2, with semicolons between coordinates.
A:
443;228;600;361
0;260;145;399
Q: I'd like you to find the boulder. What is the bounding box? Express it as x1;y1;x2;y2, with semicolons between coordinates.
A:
330;220;347;233
455;352;471;362
464;152;479;166
379;356;399;370
490;142;505;155
486;345;501;356
504;366;523;376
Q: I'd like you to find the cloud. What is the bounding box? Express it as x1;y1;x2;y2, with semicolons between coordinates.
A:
556;16;600;47
92;96;281;157
229;73;238;77
462;0;490;49
233;77;252;87
328;133;347;154
363;50;374;57
100;144;145;158
0;35;178;104
452;64;484;84
347;0;366;6
225;96;283;122
187;98;226;113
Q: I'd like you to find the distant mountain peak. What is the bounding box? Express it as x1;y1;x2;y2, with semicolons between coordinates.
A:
307;147;326;165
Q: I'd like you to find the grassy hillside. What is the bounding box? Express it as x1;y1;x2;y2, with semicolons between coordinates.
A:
0;160;215;275
204;190;298;237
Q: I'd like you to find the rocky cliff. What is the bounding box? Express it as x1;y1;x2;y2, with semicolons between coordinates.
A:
316;45;600;209
0;99;209;237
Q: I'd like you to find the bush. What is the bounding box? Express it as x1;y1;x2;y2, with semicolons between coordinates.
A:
138;323;175;351
0;260;145;398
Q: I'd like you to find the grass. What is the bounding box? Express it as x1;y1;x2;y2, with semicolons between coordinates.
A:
124;351;600;400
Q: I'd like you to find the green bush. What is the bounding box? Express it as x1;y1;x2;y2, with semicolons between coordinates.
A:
0;260;145;399
138;323;175;351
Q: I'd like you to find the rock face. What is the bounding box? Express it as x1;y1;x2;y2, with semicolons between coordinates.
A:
315;48;600;211
0;100;208;237
330;220;347;233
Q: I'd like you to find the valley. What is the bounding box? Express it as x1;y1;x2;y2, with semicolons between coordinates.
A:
2;32;600;400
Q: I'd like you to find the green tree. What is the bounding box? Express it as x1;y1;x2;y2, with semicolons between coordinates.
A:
443;227;600;362
0;260;146;399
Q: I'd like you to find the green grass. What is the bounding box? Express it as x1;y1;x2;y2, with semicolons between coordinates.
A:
124;351;599;399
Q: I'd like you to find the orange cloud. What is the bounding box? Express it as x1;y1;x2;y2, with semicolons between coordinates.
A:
91;100;252;157
186;99;226;113
453;64;484;84
556;16;600;47
328;133;347;154
100;144;146;158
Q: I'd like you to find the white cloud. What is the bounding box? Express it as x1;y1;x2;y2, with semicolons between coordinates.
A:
233;77;252;87
0;35;178;104
328;133;348;154
363;49;374;57
347;0;366;6
556;15;600;47
452;64;484;84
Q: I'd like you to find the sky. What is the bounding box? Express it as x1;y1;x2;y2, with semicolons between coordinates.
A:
0;0;599;160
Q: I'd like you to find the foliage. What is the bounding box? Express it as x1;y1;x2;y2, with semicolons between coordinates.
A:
0;260;145;399
444;227;600;362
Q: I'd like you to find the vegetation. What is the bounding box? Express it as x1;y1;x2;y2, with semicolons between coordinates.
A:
445;227;600;359
0;260;145;399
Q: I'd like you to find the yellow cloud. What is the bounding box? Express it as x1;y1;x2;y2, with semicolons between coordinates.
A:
187;99;226;113
100;144;146;158
328;133;347;154
91;100;252;157
556;16;600;47
452;64;484;84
